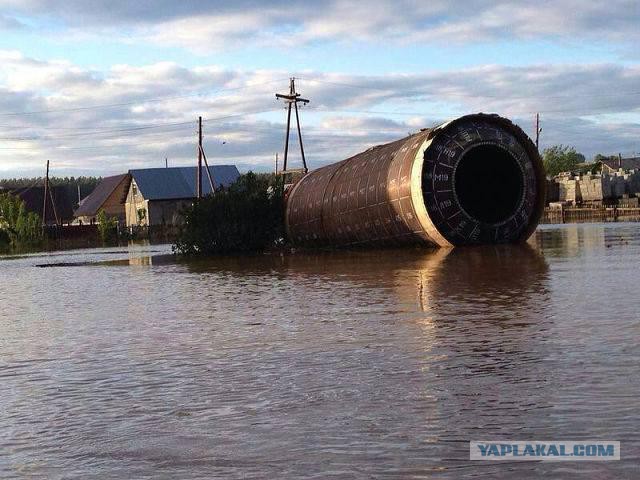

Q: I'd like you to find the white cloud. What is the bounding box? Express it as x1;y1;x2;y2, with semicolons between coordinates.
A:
1;0;638;51
0;51;638;178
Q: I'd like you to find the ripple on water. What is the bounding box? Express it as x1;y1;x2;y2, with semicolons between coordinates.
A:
0;228;639;478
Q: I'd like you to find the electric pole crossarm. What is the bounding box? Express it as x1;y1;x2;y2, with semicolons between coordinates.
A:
276;93;309;104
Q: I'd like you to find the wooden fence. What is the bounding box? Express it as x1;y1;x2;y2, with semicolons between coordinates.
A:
542;207;640;224
44;224;98;240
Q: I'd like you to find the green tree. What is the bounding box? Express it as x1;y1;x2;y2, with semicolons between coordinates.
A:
174;172;285;255
542;145;585;177
96;209;118;243
0;176;103;211
0;193;43;249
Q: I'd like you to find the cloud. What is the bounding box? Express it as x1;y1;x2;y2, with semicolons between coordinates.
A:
0;51;638;178
1;0;638;51
0;13;26;29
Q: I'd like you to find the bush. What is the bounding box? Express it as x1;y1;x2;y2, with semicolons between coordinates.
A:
96;209;119;243
174;172;285;255
0;192;43;249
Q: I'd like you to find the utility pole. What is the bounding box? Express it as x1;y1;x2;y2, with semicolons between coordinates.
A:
275;152;279;174
196;116;203;199
535;113;541;151
42;160;49;227
165;157;168;168
276;77;309;176
42;160;60;227
49;187;59;226
77;184;81;205
198;143;216;194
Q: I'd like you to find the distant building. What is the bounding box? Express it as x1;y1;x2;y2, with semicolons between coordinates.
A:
545;178;560;203
125;166;241;227
555;173;581;203
579;173;628;201
552;169;640;204
11;186;75;225
74;174;131;225
599;156;640;174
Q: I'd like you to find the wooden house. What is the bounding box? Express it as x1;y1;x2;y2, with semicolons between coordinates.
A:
12;186;75;225
74;174;131;224
125;166;240;227
599;157;640;175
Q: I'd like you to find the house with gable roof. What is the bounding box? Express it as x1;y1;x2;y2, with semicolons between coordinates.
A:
124;165;240;227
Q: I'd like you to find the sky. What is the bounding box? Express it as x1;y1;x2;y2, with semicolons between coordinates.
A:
0;0;639;178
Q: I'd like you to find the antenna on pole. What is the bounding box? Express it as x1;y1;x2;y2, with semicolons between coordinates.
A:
276;77;309;181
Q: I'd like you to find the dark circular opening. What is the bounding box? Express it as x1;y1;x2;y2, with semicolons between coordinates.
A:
454;144;524;224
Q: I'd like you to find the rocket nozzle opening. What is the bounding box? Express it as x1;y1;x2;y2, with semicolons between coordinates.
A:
454;144;524;225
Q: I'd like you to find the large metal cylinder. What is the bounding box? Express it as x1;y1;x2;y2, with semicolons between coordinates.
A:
285;113;545;248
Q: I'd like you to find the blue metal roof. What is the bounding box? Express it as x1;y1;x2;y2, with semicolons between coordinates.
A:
129;166;240;200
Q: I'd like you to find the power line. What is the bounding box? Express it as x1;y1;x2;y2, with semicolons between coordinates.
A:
0;106;279;135
0;108;280;142
0;78;288;117
305;103;640;116
1;90;637;138
0;98;636;158
298;76;640;100
0;111;635;149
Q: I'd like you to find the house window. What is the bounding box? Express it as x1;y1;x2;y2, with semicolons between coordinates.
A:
132;184;138;196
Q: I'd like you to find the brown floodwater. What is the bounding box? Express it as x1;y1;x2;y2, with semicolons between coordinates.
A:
0;223;638;479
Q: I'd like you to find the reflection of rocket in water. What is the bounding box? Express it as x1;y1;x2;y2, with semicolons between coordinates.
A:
413;244;550;317
175;243;550;350
402;246;556;459
178;244;549;319
413;248;453;314
408;244;553;397
174;243;555;443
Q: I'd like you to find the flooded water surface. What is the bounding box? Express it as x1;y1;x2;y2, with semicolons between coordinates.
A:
1;224;638;479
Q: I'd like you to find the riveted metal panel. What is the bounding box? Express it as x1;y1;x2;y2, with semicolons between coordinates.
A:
285;113;545;248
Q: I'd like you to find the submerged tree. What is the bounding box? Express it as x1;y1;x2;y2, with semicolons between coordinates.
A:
174;172;285;255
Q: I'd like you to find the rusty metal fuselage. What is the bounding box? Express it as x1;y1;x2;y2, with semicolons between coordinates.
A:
285;113;545;248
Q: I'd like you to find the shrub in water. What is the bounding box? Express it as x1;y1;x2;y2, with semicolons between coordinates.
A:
96;209;119;243
174;172;285;255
